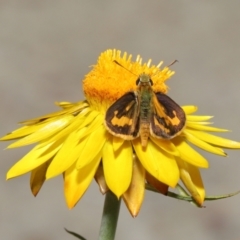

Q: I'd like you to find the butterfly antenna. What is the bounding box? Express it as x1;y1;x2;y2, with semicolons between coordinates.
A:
113;60;138;77
151;59;178;78
167;59;178;68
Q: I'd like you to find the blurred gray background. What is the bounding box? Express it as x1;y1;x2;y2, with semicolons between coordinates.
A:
1;1;240;240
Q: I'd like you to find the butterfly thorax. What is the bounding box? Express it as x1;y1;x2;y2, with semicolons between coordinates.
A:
137;74;154;147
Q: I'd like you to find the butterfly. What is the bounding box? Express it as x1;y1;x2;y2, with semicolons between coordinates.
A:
104;70;186;148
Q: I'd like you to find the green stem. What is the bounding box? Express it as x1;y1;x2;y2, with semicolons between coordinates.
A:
98;191;121;240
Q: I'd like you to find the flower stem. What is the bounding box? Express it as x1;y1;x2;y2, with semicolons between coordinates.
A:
98;191;121;240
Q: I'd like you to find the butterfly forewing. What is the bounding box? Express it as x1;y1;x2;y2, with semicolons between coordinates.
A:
150;92;186;139
105;92;140;139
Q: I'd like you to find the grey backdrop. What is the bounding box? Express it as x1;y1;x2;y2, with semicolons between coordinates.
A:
1;1;240;240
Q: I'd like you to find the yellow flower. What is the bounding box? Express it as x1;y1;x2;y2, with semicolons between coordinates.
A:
1;49;240;217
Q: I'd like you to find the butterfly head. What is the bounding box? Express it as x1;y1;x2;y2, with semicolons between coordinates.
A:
136;73;153;87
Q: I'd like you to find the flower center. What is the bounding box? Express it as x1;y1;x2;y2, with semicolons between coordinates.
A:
83;49;174;113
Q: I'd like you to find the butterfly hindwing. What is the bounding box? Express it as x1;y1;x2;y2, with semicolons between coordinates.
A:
150;92;186;139
105;92;140;139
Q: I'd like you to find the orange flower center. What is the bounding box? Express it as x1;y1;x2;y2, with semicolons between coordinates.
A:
83;49;174;113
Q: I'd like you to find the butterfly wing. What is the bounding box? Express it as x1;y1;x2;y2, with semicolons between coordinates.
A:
105;92;140;139
150;92;186;139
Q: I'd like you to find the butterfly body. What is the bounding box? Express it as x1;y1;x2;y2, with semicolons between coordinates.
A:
105;73;186;147
137;74;154;147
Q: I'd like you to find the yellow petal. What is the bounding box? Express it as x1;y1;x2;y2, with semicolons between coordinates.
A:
77;113;104;139
184;131;226;156
150;137;180;156
186;122;228;132
187;129;240;149
182;106;198;114
187;122;213;125
123;155;145;217
21;102;88;125
102;136;133;198
30;161;50;196
186;115;213;121
112;136;125;152
77;109;99;128
94;164;109;194
176;158;205;205
64;152;101;209
43;110;100;145
1;125;43;141
133;138;179;188
41;112;91;145
172;137;209;168
7;140;62;179
76;125;106;169
56;100;88;109
145;171;169;195
7;115;74;148
46;128;88;179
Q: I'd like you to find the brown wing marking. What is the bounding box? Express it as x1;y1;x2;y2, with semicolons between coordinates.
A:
105;92;140;139
150;92;186;139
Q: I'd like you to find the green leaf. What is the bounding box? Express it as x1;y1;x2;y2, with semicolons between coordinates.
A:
65;228;87;240
146;183;240;207
204;190;240;201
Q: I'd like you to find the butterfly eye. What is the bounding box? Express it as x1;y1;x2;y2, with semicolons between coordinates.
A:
136;78;140;85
